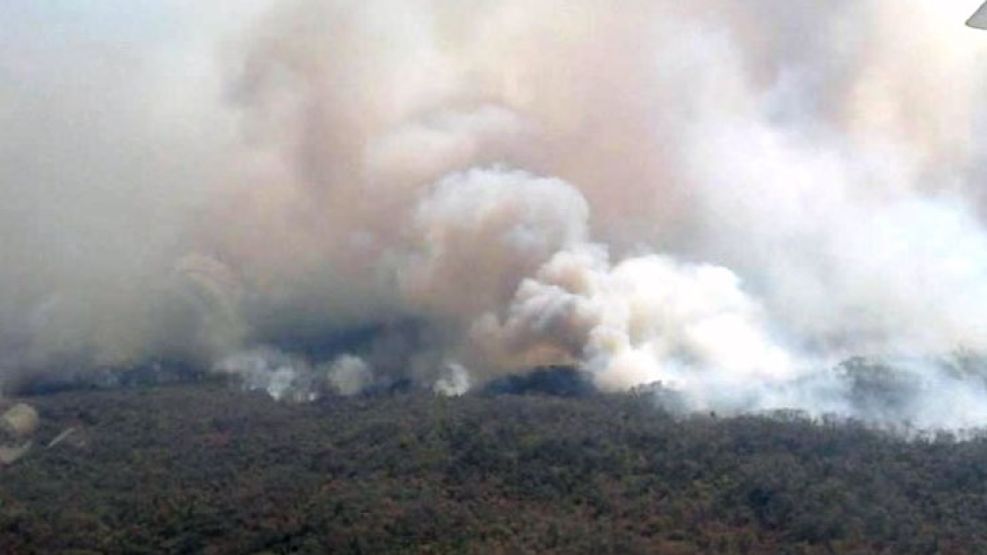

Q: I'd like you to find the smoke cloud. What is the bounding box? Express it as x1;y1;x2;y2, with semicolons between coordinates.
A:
4;0;987;428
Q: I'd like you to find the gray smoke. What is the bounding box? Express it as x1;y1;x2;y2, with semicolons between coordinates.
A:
3;1;987;428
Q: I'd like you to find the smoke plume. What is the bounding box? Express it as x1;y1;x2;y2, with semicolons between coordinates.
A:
4;0;987;428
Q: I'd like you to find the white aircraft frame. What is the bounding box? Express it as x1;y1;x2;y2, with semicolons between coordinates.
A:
969;1;987;28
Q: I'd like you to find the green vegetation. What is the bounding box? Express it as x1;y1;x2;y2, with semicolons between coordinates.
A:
2;385;987;553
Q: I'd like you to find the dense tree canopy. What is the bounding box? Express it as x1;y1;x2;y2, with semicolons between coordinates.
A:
2;384;986;553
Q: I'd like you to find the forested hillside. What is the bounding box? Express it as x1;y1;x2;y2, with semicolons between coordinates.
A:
2;385;986;554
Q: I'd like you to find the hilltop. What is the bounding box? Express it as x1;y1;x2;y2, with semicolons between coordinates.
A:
2;384;987;553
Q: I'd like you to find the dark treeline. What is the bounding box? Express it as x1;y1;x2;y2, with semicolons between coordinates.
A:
2;385;987;553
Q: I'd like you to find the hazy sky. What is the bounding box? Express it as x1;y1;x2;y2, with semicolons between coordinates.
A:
4;1;987;427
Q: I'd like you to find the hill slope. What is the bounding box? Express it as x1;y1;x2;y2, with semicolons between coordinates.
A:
2;386;986;553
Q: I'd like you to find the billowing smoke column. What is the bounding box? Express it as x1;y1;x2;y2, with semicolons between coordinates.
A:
3;0;987;428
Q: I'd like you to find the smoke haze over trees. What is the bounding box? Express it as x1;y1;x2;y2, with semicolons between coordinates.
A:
3;1;987;427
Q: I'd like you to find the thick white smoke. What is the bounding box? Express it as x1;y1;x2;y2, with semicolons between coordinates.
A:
4;0;987;428
473;246;797;394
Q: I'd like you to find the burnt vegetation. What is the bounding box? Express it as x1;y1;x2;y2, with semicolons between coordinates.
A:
3;383;987;554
